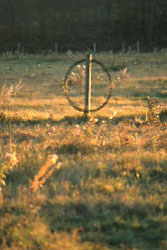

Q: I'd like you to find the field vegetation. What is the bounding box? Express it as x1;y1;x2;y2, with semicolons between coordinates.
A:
0;51;167;249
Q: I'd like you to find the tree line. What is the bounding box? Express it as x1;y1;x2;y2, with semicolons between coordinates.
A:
0;0;166;53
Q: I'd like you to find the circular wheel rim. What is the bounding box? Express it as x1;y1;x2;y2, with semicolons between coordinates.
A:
63;58;114;113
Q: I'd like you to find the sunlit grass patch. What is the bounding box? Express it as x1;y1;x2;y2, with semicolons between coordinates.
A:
0;52;167;249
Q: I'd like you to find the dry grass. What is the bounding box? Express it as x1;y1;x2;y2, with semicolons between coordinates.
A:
30;154;61;192
0;52;167;249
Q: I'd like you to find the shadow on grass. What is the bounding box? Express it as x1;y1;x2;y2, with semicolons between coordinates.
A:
0;106;143;129
55;114;137;126
56;143;98;155
0;114;136;126
40;197;166;249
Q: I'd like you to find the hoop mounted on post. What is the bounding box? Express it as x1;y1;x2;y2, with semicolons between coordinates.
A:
63;55;114;114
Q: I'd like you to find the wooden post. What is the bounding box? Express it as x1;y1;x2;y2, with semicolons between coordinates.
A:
85;54;92;117
17;42;21;53
137;40;140;55
93;42;96;55
55;43;58;56
122;42;125;54
21;46;24;55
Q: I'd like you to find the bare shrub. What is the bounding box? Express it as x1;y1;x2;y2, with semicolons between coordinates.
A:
0;78;24;104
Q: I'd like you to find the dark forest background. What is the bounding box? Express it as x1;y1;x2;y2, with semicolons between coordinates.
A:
0;0;167;53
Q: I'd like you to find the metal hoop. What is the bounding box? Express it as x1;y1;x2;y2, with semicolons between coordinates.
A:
63;58;114;113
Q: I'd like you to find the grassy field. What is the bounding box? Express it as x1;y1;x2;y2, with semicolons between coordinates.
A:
0;51;167;250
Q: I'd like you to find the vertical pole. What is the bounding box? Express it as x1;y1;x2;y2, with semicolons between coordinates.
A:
93;42;96;55
85;54;92;117
122;42;125;54
17;41;21;53
21;46;24;55
55;42;58;56
137;40;140;55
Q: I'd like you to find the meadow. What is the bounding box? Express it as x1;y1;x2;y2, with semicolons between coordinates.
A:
0;51;167;250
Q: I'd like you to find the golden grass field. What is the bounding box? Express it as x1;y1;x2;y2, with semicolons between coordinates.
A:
0;51;167;249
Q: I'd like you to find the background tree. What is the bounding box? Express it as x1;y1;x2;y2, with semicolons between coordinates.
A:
0;0;167;53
